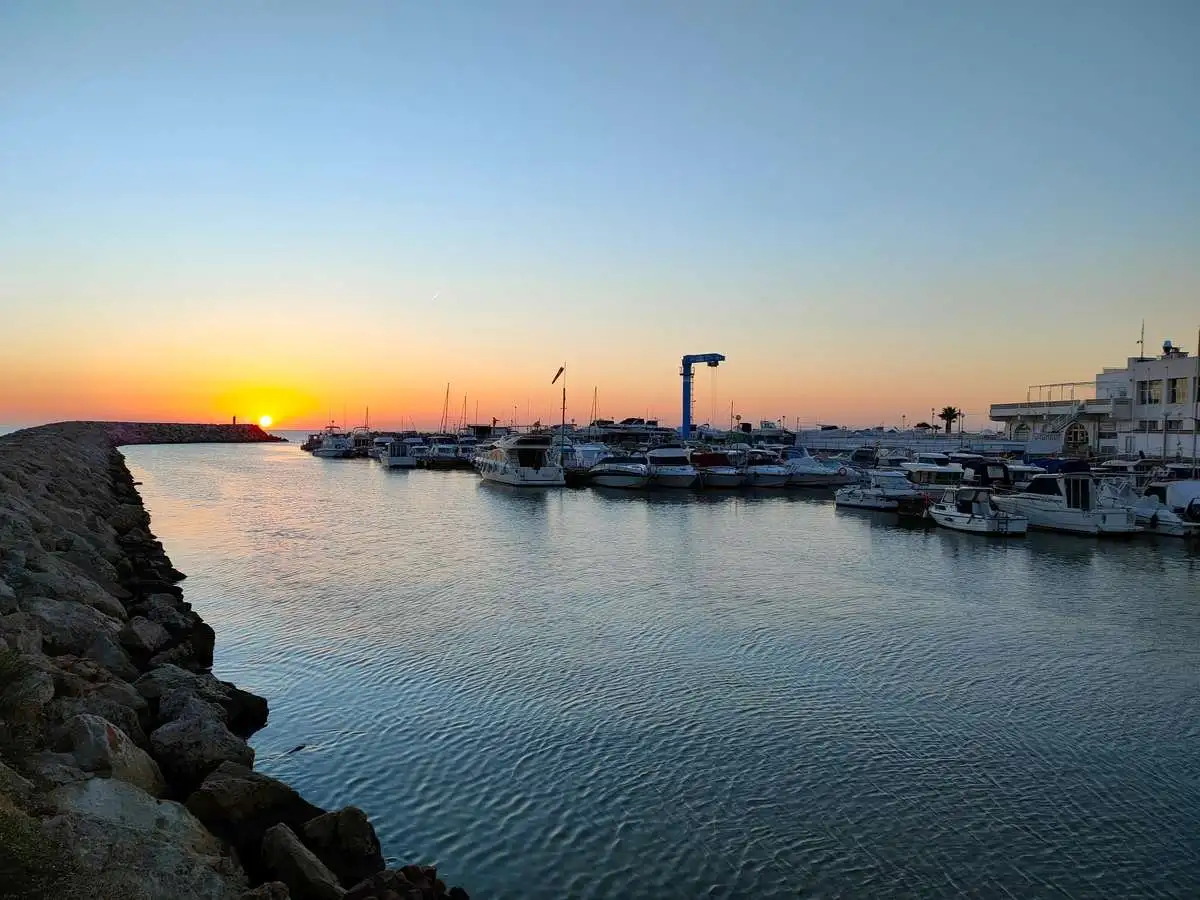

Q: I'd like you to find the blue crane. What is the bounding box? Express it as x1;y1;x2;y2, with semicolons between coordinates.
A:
680;352;726;441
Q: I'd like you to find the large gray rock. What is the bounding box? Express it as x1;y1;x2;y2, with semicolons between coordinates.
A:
301;807;384;887
0;577;16;615
149;697;255;791
0;757;34;800
0;610;43;653
9;666;56;708
48;692;149;748
109;502;150;534
137;663;268;736
185;761;326;868
48;776;247;899
262;823;345;900
83;631;139;681
59;713;166;796
242;883;291;900
23;595;120;655
139;593;200;635
120;615;172;654
22;562;129;621
27;749;90;789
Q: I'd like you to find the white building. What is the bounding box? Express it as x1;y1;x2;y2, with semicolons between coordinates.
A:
990;339;1200;459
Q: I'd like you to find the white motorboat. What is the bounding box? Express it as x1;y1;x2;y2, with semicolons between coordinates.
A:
1103;479;1200;538
558;442;613;485
742;449;790;487
646;447;698;488
378;438;417;469
312;434;354;458
991;472;1139;535
780;447;858;487
900;461;965;497
835;470;923;510
691;451;745;488
422;441;464;470
929;488;1028;535
368;436;391;459
588;457;650;489
474;433;565;486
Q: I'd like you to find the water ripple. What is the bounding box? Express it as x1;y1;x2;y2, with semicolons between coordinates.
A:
124;439;1200;899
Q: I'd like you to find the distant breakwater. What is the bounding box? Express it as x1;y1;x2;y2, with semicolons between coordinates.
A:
0;422;467;900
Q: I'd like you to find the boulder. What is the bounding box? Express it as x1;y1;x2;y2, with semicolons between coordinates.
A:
262;823;345;900
0;577;16;615
48;693;149;748
22;595;120;656
83;632;139;681
22;564;129;621
109;503;150;534
58;713;166;796
242;883;292;900
9;666;56;708
137;663;268;736
27;750;90;789
120;615;172;654
301;807;385;887
0;611;44;653
137;592;201;635
185;761;326;867
48;776;247;899
344;868;464;900
150;697;255;792
0;757;34;801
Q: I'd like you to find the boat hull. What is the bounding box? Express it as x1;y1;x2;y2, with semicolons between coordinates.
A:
312;448;352;459
380;456;417;469
591;473;650;489
745;468;789;488
929;508;1028;535
699;470;744;488
650;473;698;489
991;497;1139;535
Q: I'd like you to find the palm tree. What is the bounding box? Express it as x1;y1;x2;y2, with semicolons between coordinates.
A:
937;406;961;434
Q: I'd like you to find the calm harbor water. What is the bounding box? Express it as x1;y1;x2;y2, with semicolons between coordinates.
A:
124;438;1200;899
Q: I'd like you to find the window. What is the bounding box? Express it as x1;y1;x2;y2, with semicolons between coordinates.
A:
1139;419;1162;432
1026;477;1061;496
1137;380;1148;404
1168;377;1189;404
1166;420;1183;432
1148;380;1163;404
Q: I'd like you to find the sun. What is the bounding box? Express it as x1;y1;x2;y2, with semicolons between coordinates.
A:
259;415;273;428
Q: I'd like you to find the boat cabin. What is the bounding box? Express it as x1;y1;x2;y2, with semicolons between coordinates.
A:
959;458;1013;488
692;452;737;468
1024;473;1099;510
901;462;964;491
945;487;1000;515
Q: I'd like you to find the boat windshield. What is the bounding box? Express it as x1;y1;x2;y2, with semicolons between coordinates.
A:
652;454;690;466
875;475;912;490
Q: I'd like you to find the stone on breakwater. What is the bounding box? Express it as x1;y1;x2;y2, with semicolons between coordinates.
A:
262;822;346;900
22;595;121;656
301;806;385;887
343;866;468;900
48;776;247;899
0;611;42;652
242;883;292;899
120;614;172;654
150;696;256;792
137;662;269;735
57;713;166;796
186;761;326;867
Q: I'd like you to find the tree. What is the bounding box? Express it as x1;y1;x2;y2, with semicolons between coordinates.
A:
914;421;933;431
937;406;961;433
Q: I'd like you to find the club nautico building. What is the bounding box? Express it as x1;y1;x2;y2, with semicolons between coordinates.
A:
989;338;1200;459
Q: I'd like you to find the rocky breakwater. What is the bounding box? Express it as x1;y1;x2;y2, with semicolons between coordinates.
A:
0;423;468;900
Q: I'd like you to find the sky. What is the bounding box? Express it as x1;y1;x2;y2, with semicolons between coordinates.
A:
1;0;1198;431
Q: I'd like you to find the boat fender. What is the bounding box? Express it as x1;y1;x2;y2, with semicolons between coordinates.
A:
838;466;848;476
1149;511;1159;530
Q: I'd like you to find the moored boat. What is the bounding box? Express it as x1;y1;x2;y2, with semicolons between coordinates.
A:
312;433;354;458
929;487;1028;535
379;438;418;469
781;447;858;487
588;457;650;489
835;470;923;510
691;451;744;488
991;472;1139;535
646;447;697;489
474;433;565;486
741;449;790;487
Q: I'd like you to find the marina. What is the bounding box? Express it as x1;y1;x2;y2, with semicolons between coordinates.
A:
123;437;1200;899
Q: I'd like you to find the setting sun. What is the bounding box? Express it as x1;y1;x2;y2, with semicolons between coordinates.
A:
258;415;273;428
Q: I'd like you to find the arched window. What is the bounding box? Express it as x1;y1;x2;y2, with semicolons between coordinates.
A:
1013;423;1031;439
1065;422;1089;450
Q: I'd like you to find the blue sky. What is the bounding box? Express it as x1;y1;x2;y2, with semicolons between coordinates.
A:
2;1;1198;427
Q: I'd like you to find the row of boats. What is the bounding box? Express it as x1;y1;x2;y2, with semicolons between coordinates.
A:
306;429;1200;540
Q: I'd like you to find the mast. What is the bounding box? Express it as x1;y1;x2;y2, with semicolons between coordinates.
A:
551;364;566;460
439;384;450;433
